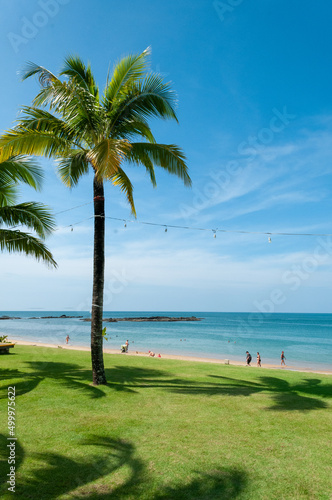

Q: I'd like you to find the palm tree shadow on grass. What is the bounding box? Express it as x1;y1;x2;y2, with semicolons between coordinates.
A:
0;369;29;399
85;467;247;500
205;375;331;411
2;361;330;412
0;374;44;403
0;434;144;499
257;376;331;411
0;434;247;500
1;362;171;400
292;378;332;399
33;361;174;397
105;367;331;412
1;362;115;400
265;391;328;411
153;467;246;500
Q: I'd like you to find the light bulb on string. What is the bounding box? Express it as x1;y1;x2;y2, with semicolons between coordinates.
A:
165;226;168;233
124;222;127;228
268;236;272;243
70;226;73;232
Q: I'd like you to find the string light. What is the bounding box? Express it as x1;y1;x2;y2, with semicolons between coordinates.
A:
4;200;332;247
104;216;332;238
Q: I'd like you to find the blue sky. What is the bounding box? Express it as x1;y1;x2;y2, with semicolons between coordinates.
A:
1;0;332;312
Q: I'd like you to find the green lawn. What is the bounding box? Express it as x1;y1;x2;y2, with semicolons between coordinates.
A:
0;346;331;499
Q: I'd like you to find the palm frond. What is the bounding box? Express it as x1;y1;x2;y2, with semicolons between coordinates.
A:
123;145;156;187
60;55;99;98
27;80;102;144
127;142;191;186
110;117;156;143
0;202;56;238
32;80;69;110
0;229;57;267
0;128;71;159
18;107;87;148
60;92;104;145
104;47;151;106
0;184;17;207
28;77;93;121
47;80;103;142
20;62;59;87
110;168;136;216
87;139;131;181
0;154;43;190
57;151;90;187
109;73;178;131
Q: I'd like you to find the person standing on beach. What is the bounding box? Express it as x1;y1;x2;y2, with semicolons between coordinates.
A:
281;351;286;365
66;335;70;344
257;352;261;367
246;351;252;366
125;340;129;352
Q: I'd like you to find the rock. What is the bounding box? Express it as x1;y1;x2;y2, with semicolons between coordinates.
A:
81;316;202;322
0;315;21;320
39;315;83;319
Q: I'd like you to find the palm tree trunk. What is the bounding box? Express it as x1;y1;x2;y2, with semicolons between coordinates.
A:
91;174;107;385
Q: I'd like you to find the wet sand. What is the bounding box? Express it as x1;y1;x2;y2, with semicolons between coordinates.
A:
8;339;332;375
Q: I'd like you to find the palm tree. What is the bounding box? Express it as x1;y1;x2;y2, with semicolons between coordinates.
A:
0;48;191;385
0;153;56;267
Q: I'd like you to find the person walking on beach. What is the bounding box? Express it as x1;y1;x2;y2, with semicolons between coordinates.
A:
281;351;286;366
246;351;252;366
65;335;70;344
125;340;129;352
257;352;261;367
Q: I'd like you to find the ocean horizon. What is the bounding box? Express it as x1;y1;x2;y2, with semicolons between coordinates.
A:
1;311;332;371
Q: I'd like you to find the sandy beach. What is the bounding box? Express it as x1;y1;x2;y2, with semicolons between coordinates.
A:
8;339;332;375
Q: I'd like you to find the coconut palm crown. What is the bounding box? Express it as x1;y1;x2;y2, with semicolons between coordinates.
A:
0;47;191;384
0;153;56;267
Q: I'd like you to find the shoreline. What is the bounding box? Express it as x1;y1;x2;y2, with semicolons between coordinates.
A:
9;339;332;375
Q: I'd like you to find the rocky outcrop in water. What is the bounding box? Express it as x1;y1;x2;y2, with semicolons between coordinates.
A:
39;315;83;319
28;315;83;319
0;315;83;320
81;316;202;323
0;315;21;320
0;314;201;322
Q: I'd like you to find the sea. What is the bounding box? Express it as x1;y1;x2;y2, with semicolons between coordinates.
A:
1;311;331;372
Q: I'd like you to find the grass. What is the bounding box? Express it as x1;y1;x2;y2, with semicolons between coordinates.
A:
0;346;331;499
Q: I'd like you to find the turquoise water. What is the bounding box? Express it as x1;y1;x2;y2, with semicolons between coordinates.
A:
1;311;331;371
